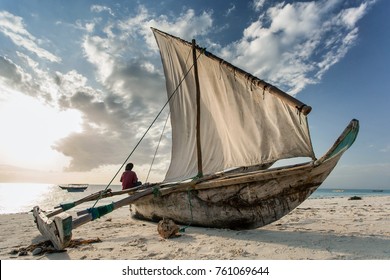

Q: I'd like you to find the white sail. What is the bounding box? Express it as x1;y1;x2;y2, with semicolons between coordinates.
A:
153;28;315;182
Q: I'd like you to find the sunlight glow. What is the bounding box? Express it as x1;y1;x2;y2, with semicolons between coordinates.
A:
0;88;82;170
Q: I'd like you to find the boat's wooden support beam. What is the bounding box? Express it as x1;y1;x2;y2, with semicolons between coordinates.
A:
48;189;112;218
75;187;156;217
47;185;148;218
33;179;212;250
32;185;155;249
34;186;163;250
33;206;73;250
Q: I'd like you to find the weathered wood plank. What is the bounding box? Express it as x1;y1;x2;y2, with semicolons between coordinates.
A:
33;206;72;250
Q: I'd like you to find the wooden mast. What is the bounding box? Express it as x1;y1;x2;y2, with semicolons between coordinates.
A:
192;39;203;177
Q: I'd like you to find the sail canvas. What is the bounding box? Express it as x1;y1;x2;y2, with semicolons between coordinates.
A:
153;29;315;182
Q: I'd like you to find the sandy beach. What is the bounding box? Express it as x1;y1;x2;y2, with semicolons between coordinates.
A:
0;196;389;260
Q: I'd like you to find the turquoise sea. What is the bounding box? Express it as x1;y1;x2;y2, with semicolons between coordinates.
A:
0;182;389;214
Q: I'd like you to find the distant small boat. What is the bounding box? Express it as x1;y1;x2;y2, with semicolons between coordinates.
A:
59;184;89;192
333;189;344;193
372;189;383;193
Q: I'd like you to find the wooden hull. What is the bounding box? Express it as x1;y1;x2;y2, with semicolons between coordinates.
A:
31;120;358;249
133;120;359;230
133;155;338;229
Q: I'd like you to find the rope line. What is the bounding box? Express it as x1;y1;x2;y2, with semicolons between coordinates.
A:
91;49;204;208
145;111;170;182
60;202;76;211
87;202;115;220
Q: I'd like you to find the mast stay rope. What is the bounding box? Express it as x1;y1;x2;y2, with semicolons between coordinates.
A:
90;48;203;208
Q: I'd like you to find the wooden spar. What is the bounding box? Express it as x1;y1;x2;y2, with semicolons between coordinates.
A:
266;85;311;115
47;186;147;218
74;181;196;217
151;27;311;115
33;180;201;250
202;51;312;115
48;189;112;218
192;39;203;177
32;185;157;249
33;206;73;250
72;187;156;229
203;43;312;115
33;187;156;250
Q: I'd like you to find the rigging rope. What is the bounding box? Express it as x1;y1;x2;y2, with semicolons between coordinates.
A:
91;48;204;209
145;111;170;183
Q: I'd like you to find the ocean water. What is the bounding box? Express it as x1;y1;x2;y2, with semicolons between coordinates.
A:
309;188;390;199
0;182;389;214
0;183;125;214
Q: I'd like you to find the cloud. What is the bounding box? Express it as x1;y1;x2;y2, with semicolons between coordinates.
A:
0;2;375;178
50;6;211;173
340;1;371;28
0;11;61;63
0;56;25;84
380;144;390;153
252;0;266;11
225;4;236;17
91;5;115;16
0;53;61;105
219;0;375;94
140;8;213;45
0;55;45;101
48;6;216;173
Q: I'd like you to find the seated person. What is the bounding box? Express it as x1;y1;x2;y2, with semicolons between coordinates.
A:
120;163;142;190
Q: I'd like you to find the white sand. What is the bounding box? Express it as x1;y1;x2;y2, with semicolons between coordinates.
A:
0;196;389;260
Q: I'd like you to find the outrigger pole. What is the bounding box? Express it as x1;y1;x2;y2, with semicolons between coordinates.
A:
33;185;156;250
33;171;226;250
33;179;201;250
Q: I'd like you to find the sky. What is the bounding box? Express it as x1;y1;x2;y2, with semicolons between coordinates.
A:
0;0;388;188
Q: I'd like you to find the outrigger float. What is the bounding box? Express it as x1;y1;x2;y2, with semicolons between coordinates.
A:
33;185;154;249
33;181;204;249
